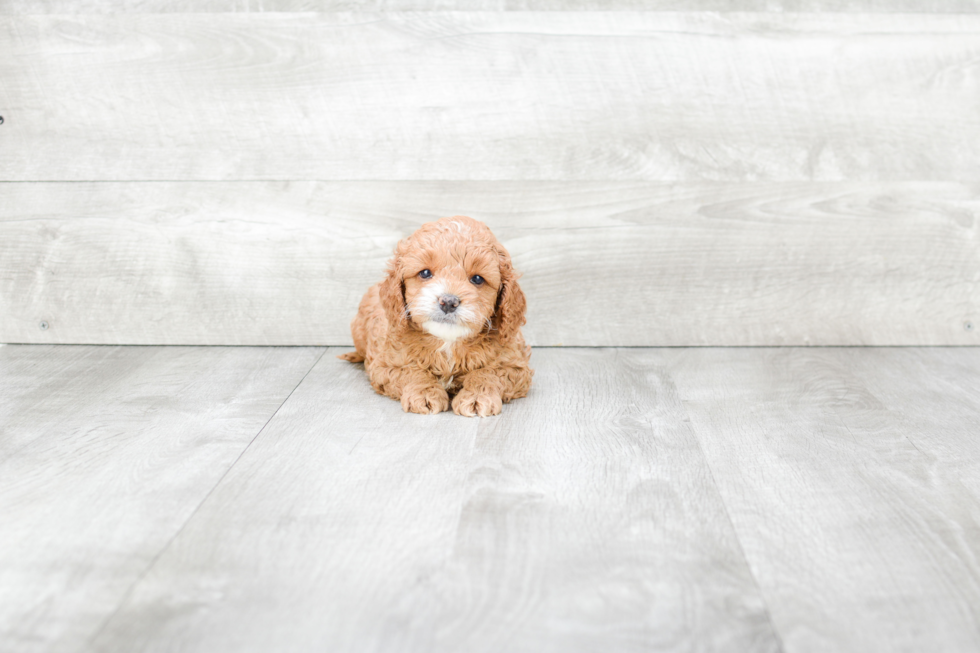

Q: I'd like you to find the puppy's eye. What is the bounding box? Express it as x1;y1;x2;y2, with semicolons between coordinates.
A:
419;269;432;280
470;275;484;286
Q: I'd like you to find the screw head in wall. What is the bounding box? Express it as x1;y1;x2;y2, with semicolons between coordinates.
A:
966;321;975;332
39;321;49;331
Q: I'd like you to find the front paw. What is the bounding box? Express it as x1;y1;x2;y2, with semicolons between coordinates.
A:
452;388;503;417
401;385;450;414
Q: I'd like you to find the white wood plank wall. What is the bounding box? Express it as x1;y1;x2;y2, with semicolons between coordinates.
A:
1;5;977;345
3;1;980;13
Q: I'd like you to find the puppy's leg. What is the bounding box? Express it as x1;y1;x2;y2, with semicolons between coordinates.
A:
452;369;504;417
499;362;533;403
369;363;450;415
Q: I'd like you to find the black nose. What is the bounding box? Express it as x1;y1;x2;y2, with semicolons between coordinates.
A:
438;294;460;314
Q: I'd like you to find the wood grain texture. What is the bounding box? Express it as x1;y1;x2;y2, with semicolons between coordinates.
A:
5;0;980;12
665;347;980;652
5;345;980;651
842;347;980;500
2;181;977;346
0;344;323;653
2;12;979;181
89;347;780;653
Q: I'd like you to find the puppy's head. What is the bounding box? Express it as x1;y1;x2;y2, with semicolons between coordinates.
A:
380;216;526;343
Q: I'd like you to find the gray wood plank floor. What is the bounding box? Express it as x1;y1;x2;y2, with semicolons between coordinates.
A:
0;345;324;653
664;348;980;652
2;344;978;652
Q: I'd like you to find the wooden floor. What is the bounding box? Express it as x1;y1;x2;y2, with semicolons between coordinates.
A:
1;344;978;653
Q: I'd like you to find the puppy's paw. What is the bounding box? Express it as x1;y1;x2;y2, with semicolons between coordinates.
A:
401;385;450;415
452;388;503;417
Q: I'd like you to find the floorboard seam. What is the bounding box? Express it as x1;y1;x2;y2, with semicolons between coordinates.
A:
82;346;329;650
0;346;116;468
670;380;788;653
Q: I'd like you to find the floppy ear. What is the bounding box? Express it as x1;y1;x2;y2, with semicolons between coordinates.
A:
492;255;527;341
379;258;407;329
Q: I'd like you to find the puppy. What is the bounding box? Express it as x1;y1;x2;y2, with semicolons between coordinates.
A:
339;216;532;416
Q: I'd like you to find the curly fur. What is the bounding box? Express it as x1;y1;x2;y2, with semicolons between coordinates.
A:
339;216;532;416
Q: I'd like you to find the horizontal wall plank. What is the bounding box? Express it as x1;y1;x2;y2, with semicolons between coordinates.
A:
4;1;980;12
1;13;979;181
1;181;976;346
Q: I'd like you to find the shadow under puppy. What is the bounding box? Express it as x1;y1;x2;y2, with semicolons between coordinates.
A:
340;216;532;416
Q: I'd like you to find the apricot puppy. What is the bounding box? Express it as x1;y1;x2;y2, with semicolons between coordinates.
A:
340;216;532;416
